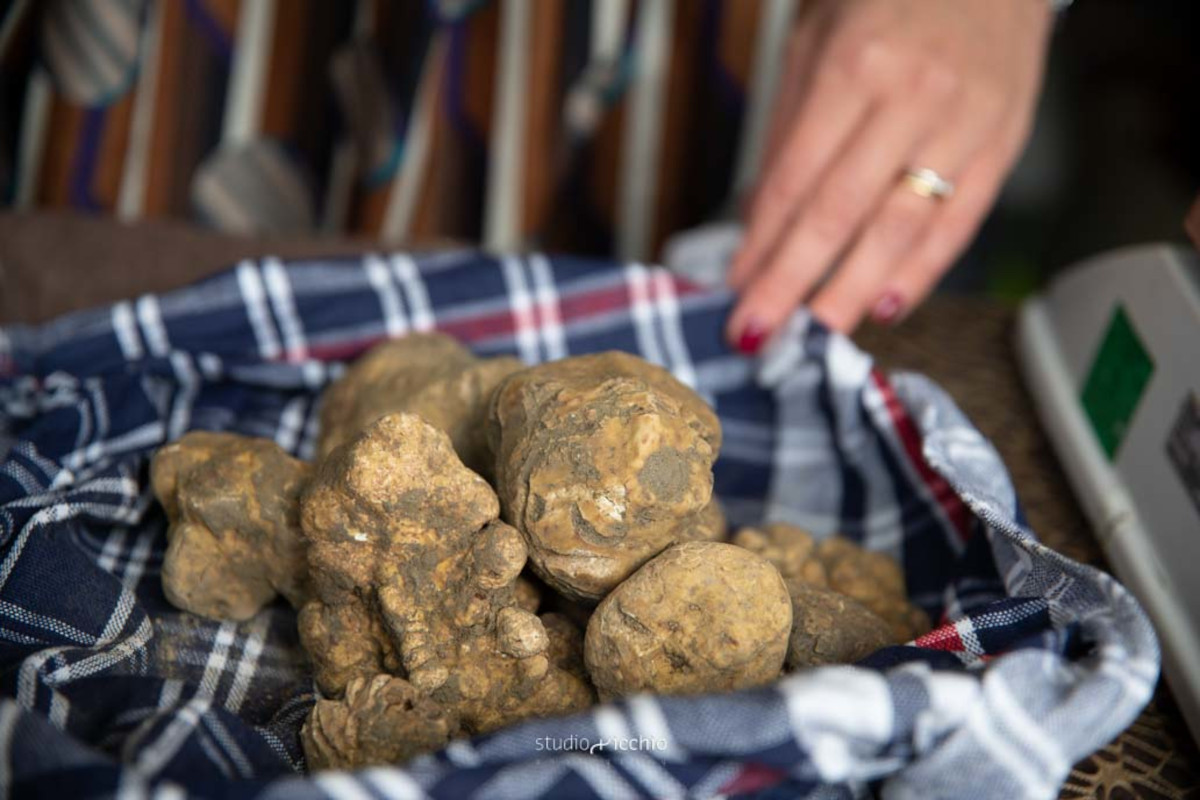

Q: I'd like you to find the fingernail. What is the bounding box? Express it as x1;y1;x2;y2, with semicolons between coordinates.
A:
871;291;906;326
735;319;769;355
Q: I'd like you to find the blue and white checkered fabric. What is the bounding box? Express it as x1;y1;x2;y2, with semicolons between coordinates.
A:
0;253;1158;799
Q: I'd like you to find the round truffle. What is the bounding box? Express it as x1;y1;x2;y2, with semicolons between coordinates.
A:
584;542;791;700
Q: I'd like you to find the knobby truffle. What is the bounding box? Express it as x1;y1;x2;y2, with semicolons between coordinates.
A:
318;333;522;477
152;431;311;621
297;413;593;766
488;351;722;603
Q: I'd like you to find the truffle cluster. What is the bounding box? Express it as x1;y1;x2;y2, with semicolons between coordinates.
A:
153;335;930;770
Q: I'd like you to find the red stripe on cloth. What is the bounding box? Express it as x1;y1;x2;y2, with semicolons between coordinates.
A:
306;338;388;362
870;369;970;542
915;623;966;653
557;286;632;322
718;763;787;796
297;273;702;363
439;310;520;343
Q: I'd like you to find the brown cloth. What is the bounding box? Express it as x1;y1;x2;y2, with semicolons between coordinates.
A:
1;211;1197;798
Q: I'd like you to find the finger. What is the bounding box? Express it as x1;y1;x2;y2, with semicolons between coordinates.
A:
808;99;1003;333
727;38;873;291
870;145;1018;322
872;104;1038;322
742;16;827;215
727;74;955;349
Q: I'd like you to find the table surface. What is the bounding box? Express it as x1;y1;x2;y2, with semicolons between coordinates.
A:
3;211;1198;798
858;302;1200;799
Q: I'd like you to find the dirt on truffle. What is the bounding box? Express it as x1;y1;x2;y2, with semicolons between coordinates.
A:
297;413;594;768
151;431;312;621
317;333;522;477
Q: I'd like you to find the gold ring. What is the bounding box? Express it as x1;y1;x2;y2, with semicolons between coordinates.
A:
902;167;955;200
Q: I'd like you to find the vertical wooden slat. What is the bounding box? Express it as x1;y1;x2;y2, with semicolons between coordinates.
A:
518;0;565;242
618;0;674;261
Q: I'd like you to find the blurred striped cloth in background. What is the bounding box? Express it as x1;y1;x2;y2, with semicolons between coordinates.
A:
0;0;798;261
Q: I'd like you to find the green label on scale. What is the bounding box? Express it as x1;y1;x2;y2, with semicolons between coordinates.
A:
1081;306;1155;460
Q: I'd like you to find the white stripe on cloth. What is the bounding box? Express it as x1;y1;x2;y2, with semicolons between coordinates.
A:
224;613;271;714
560;754;640;800
236;261;283;360
148;781;185;800
444;739;482;767
297;397;323;461
500;256;541;364
596;706;686;799
649;270;696;389
3;601;96;645
390;255;435;332
89;378;111;441
167;351;199;441
275;396;308;454
625;263;665;368
134;622;238;778
196;730;235;778
45;616;152;686
364;254;409;338
97;527;127;574
121;529;158;591
893;662;978;754
962;690;1061;799
528;254;568;360
263;257;309;362
136;295;171;358
626;694;686;763
861;377;967;558
686;761;743;800
778;667;893;782
112;301;145;361
202;713;256;779
983;673;1069;782
955;616;985;663
826;334;905;555
1;460;43;495
71;382;95;459
362;768;428;800
472;762;568;800
75;422;166;468
49;689;69;728
0;702;20;795
1;503;85;589
315;773;377;800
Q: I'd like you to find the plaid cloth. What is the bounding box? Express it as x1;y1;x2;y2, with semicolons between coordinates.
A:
0;253;1158;799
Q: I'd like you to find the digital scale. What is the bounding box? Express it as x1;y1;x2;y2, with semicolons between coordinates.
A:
1016;240;1200;742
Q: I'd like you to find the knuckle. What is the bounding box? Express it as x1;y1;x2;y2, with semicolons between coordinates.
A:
834;35;895;85
914;56;961;100
872;201;929;253
970;82;1008;120
806;189;861;247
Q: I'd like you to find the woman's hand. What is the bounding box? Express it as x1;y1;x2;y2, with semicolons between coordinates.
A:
727;0;1054;351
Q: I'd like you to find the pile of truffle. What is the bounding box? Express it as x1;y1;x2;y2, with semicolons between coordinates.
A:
153;334;930;770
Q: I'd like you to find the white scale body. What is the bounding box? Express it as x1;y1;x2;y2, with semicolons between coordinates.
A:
1016;243;1200;741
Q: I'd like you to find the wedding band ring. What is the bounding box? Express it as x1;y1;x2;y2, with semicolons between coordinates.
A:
902;167;955;200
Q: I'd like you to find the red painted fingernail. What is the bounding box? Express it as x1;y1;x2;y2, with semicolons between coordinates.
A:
735;319;769;355
871;291;906;325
